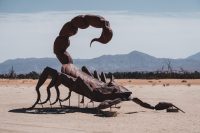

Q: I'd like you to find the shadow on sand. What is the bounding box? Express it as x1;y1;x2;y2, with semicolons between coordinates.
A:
9;106;118;117
125;111;146;114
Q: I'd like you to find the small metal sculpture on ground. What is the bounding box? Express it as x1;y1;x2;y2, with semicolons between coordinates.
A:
29;15;185;114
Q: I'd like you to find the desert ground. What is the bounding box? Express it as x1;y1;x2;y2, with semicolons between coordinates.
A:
0;79;200;133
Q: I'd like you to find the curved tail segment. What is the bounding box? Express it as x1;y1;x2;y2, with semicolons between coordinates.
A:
59;14;113;47
54;15;113;65
70;15;113;46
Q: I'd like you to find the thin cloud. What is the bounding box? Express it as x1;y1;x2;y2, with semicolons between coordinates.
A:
0;11;200;63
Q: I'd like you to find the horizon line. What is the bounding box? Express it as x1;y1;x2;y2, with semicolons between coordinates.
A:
1;50;199;64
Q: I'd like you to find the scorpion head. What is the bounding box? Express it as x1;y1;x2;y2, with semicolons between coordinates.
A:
104;80;132;101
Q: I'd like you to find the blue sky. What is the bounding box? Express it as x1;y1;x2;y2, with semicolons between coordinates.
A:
1;0;200;12
0;0;200;63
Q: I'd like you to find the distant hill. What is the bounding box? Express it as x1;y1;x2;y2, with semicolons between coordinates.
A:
187;52;200;62
0;51;200;74
0;58;61;74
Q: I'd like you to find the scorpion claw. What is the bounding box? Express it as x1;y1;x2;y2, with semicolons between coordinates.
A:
155;102;185;113
154;102;173;110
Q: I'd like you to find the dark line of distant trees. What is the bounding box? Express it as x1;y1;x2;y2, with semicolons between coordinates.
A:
106;71;200;79
1;71;200;80
1;66;200;79
0;71;40;79
0;67;40;79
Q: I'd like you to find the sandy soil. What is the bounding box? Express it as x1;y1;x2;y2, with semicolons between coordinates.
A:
0;79;200;133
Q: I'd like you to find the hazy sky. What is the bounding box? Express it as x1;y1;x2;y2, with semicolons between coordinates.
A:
0;0;200;63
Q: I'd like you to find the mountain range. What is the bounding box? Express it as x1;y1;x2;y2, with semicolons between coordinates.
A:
0;51;200;74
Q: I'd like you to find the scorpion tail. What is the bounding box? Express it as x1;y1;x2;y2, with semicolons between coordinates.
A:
54;15;113;65
90;27;113;47
59;14;113;48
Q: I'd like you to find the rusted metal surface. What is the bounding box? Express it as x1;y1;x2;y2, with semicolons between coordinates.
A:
29;15;184;114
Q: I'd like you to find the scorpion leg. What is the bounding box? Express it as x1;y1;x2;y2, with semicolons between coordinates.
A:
77;94;85;108
53;73;76;107
86;99;95;108
51;73;73;107
50;85;60;105
59;90;72;102
38;77;57;105
59;90;72;107
37;72;70;108
29;67;58;109
79;66;94;107
80;95;85;107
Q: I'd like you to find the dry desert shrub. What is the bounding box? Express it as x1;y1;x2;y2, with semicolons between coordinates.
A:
163;84;166;87
166;83;170;86
152;83;156;86
187;83;191;87
181;80;187;83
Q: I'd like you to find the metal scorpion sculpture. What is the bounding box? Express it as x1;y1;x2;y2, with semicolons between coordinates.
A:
29;14;185;113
